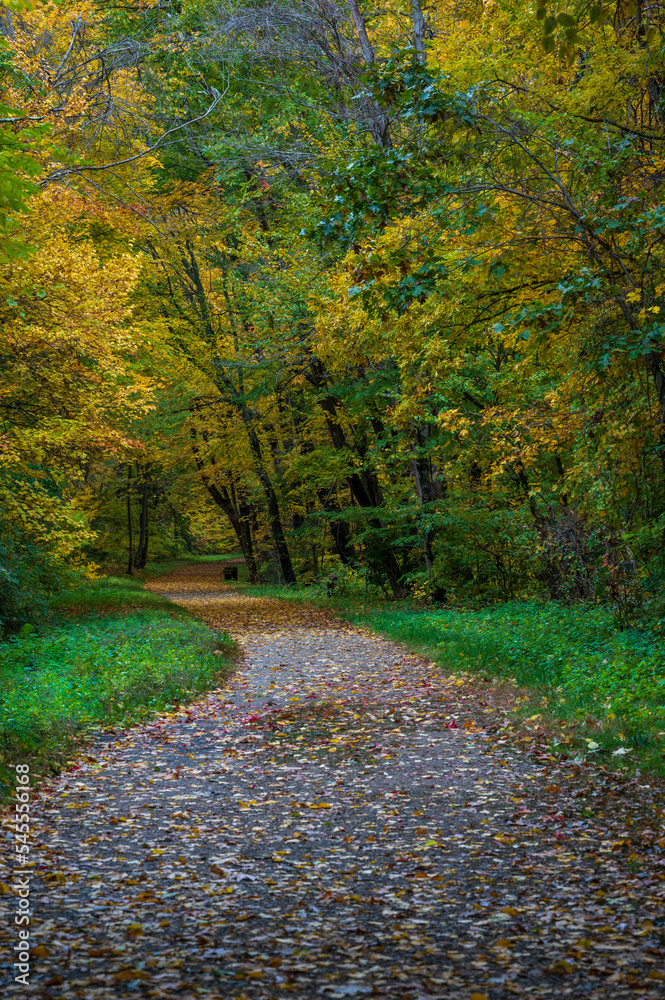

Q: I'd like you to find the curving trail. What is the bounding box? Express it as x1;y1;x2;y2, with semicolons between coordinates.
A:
1;563;664;999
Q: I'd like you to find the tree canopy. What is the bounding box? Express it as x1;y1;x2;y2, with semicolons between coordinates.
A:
3;0;665;621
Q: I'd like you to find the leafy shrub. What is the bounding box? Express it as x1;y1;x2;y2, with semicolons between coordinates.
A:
432;499;536;603
0;528;77;631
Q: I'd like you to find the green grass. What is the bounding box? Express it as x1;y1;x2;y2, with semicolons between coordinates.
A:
236;580;665;773
0;575;235;800
54;575;185;617
361;603;665;772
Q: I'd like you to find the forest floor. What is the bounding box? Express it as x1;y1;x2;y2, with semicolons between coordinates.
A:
1;561;665;999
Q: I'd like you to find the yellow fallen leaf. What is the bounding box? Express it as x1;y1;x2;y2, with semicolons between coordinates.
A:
647;970;665;981
33;944;49;958
549;959;573;974
470;993;489;1000
493;938;512;948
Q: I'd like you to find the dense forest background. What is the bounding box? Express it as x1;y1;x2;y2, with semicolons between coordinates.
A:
3;0;665;626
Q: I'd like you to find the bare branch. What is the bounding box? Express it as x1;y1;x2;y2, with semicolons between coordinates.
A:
44;89;225;182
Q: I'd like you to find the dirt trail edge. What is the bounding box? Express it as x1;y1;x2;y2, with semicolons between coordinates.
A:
2;563;665;1000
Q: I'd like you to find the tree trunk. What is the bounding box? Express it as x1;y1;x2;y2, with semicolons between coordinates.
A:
317;488;356;565
346;0;391;147
410;426;446;602
347;0;374;64
306;360;405;595
139;485;149;568
410;0;427;62
178;247;293;585
189;423;259;582
649;351;665;474
237;497;259;584
245;421;297;585
133;467;149;570
125;464;134;575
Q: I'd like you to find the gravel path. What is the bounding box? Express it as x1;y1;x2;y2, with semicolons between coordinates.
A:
1;564;664;999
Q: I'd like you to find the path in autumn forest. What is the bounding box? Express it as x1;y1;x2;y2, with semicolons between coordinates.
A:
2;562;665;1000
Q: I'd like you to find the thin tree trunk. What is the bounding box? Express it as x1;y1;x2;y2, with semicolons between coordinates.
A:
410;0;427;62
138;487;149;568
347;0;374;63
317;488;356;566
236;496;259;584
134;467;149;570
411;428;446;602
306;361;404;595
649;351;665;474
172;507;179;558
178;248;292;584
125;464;134;575
245;421;296;585
346;0;391;147
189;423;259;582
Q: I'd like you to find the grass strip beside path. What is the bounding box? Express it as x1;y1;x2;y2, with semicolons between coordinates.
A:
0;576;234;801
236;582;665;776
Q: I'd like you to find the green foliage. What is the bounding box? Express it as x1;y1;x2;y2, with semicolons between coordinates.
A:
7;0;665;625
0;103;45;262
432;498;536;602
0;521;77;631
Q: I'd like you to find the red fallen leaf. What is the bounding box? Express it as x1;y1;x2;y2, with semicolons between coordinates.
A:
246;713;261;723
445;720;459;729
